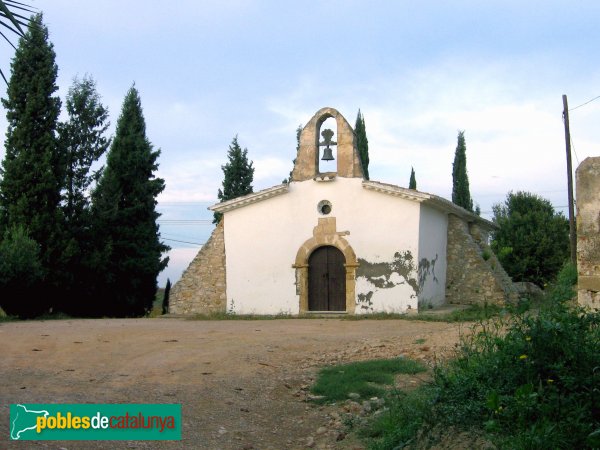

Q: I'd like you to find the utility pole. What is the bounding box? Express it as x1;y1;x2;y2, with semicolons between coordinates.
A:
562;94;577;265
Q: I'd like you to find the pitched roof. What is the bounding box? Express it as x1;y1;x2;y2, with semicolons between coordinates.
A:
209;183;289;214
209;179;497;230
362;180;496;230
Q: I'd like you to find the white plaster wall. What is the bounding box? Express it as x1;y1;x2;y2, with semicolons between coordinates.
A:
417;205;448;307
223;188;301;315
349;188;421;314
224;178;422;314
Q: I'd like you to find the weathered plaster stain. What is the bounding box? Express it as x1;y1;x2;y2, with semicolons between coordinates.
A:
356;291;374;310
357;250;419;294
418;254;439;290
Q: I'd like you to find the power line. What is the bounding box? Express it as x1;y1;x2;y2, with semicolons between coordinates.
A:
158;201;215;205
569;94;600;111
570;135;580;165
162;238;204;246
158;219;212;224
163;232;205;241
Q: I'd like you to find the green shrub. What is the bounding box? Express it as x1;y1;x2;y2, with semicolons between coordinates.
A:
428;263;599;449
491;191;569;286
0;226;46;318
363;387;434;449
363;262;600;449
555;261;577;287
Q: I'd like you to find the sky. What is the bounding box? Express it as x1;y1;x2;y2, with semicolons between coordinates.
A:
1;1;599;286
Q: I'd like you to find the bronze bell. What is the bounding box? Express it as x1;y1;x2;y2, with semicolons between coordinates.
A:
321;146;334;161
320;128;336;161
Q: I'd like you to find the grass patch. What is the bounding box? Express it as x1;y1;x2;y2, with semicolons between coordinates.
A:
344;304;503;323
361;387;434;449
311;358;426;403
418;303;504;322
186;312;300;320
342;312;415;321
0;316;17;322
183;305;503;322
28;311;74;321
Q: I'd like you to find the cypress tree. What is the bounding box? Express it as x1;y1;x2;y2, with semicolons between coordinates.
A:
91;85;169;317
354;109;369;180
57;75;111;314
213;136;254;223
0;13;61;313
451;131;473;212
60;75;110;226
283;124;302;184
409;167;417;190
162;278;171;315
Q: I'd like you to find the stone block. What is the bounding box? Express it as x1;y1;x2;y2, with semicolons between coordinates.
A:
576;157;600;310
446;214;515;306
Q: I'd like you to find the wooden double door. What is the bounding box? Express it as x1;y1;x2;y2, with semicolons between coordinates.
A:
308;246;346;311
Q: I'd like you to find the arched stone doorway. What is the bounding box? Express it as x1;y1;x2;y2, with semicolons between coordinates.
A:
308;246;346;311
293;217;358;314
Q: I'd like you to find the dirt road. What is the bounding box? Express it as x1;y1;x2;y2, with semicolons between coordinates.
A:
1;318;468;449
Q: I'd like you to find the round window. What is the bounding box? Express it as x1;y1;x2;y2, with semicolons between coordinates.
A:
318;200;332;215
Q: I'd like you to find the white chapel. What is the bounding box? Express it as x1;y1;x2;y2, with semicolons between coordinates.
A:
170;107;515;315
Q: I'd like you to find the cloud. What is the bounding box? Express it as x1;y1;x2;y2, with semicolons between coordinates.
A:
157;156;223;203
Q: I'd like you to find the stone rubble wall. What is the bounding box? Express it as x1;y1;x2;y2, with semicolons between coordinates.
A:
445;214;518;305
169;220;227;315
576;157;600;310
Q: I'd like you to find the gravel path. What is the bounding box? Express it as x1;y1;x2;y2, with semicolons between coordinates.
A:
1;318;468;449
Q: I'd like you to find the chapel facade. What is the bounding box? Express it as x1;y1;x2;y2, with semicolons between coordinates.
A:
170;107;516;315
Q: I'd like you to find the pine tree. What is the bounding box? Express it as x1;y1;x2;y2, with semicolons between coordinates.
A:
91;85;169;317
213;136;254;223
409;167;417;190
451;131;473;212
0;13;61;313
355;109;369;180
57;75;110;314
